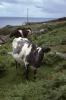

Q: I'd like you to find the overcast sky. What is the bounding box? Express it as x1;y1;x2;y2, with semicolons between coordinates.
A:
0;0;66;18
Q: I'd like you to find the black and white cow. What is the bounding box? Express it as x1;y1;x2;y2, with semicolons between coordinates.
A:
12;37;51;79
10;28;31;38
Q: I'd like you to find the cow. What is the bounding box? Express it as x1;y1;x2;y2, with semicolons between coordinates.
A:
12;37;51;79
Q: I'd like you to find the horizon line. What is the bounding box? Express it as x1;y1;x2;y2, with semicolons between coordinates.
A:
0;16;60;18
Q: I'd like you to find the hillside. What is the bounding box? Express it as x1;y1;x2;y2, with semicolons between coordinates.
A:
0;18;66;100
47;17;66;23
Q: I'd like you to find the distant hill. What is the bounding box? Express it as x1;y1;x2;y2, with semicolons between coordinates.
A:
47;17;66;23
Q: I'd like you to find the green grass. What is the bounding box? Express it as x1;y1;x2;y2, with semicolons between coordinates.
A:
0;21;66;100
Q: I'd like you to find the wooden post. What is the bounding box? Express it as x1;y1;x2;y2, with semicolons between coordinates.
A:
27;8;29;24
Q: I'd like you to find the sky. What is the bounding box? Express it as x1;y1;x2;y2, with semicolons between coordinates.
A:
0;0;66;18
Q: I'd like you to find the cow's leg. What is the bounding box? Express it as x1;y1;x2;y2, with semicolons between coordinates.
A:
15;60;20;70
25;63;29;80
34;68;37;79
15;60;18;69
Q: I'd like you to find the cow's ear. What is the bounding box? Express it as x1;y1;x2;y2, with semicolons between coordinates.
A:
42;47;51;53
27;28;32;35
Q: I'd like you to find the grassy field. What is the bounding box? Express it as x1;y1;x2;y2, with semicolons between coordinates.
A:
0;20;66;100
